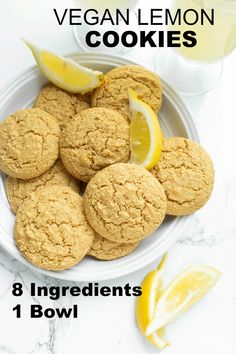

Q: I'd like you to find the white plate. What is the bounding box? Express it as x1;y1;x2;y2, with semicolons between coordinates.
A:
0;53;199;281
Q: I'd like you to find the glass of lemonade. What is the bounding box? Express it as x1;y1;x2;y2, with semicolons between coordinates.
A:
155;0;236;95
73;0;140;52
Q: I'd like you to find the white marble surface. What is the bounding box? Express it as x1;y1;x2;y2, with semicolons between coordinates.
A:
0;1;236;353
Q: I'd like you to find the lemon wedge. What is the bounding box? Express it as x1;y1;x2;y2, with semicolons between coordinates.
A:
146;265;221;336
128;88;163;170
23;39;103;93
136;255;169;350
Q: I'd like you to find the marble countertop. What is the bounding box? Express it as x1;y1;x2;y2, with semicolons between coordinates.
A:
0;1;236;353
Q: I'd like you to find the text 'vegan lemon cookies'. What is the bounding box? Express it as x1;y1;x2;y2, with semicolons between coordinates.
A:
34;84;90;131
84;163;167;244
60;108;130;182
14;186;94;271
88;233;139;261
0;108;60;180
151;137;215;216
6;160;80;213
91;65;163;120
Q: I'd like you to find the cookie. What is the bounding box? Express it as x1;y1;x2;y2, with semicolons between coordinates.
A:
34;84;90;131
14;186;94;271
6;159;80;213
60;107;130;182
151;137;215;216
91;65;163;120
0;108;60;180
84;163;167;244
88;233;139;260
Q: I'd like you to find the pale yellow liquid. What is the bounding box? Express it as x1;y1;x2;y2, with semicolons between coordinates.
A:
73;0;139;12
172;0;236;63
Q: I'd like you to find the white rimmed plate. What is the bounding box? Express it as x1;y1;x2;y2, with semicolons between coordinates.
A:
0;53;199;281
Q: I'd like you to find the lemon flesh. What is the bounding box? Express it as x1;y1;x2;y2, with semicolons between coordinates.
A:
24;40;103;94
136;255;169;349
129;89;163;170
146;265;221;336
130;112;151;163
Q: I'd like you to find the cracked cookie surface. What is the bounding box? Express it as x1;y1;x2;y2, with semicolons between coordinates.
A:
14;186;94;271
35;84;90;131
0;108;60;180
151;137;215;216
91;65;163;120
88;233;139;260
6;159;80;213
60;108;130;182
84;163;167;243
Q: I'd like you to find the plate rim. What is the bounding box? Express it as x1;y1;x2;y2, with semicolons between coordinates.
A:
0;52;199;281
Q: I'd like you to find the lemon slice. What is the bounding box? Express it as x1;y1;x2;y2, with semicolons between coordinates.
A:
136;255;169;350
146;265;221;336
23;39;103;93
128;89;163;170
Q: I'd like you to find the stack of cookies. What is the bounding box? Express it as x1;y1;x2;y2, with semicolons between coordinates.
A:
0;65;214;272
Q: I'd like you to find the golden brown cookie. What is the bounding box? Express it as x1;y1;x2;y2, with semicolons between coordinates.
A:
151;137;215;216
91;65;163;120
0;108;60;180
6;160;80;214
14;186;94;271
88;233;139;260
34;84;90;130
84;163;167;244
60;107;130;182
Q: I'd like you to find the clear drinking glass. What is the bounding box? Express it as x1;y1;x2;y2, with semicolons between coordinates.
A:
73;0;140;53
155;0;236;95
